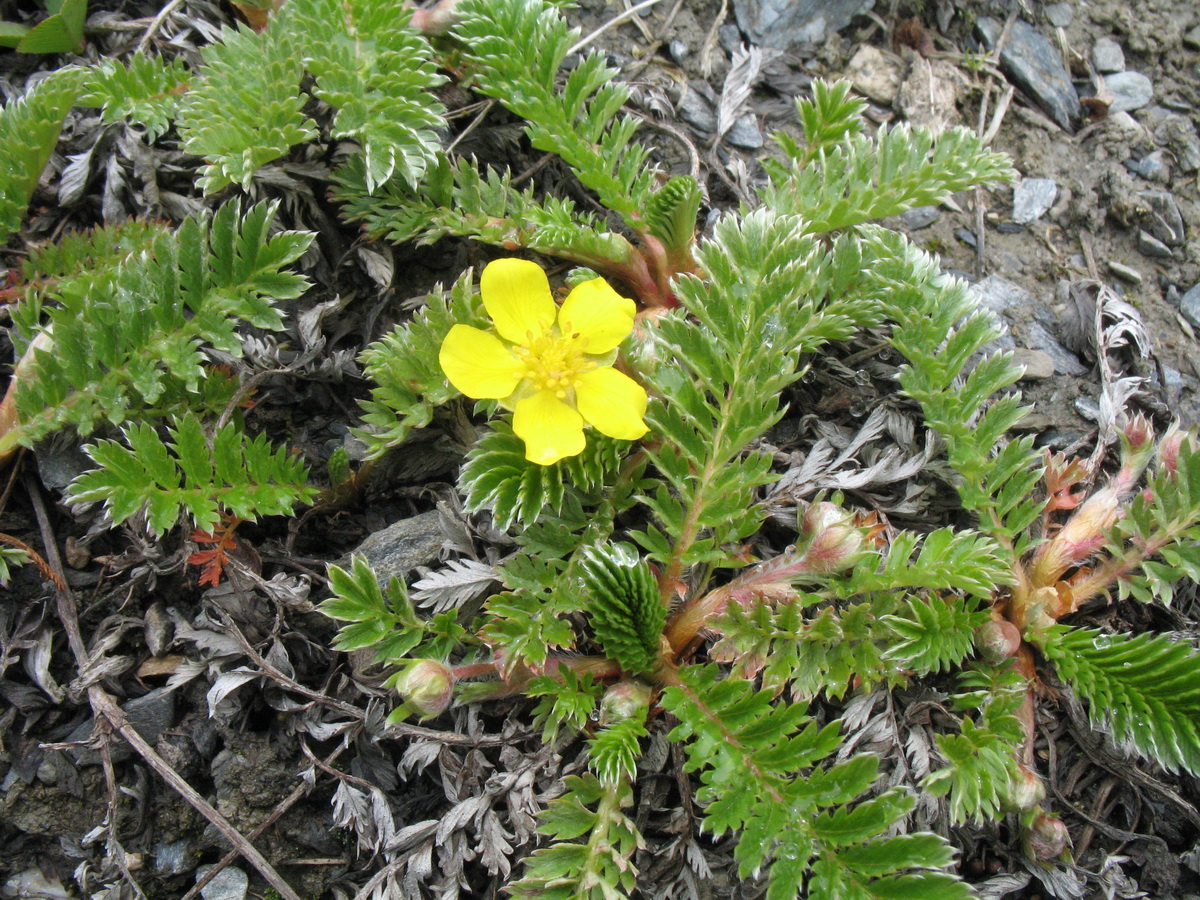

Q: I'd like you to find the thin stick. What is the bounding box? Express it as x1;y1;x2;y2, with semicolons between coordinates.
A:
25;474;304;900
568;0;664;56
135;0;186;55
181;742;351;900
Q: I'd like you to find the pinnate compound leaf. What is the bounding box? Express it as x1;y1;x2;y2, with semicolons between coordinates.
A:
1037;625;1200;776
578;543;664;676
0;69;85;243
664;667;966;899
68;414;316;535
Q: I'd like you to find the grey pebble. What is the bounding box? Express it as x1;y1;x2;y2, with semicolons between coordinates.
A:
67;687;176;766
345;509;445;585
976;17;1081;131
1105;71;1154;113
155;839;195;876
1074;396;1101;423
678;85;716;132
196;865;248;900
1137;229;1173;259
719;24;742;56
1138;190;1185;246
1024;320;1089;376
1012;178;1058;224
955;227;977;249
1107;261;1143;285
1124;150;1169;182
972;274;1035;316
1091;37;1125;73
732;0;873;48
1044;3;1073;27
726;112;764;149
1184;24;1200;50
898;205;940;230
1181;283;1200;330
1012;349;1055;381
667;40;688;64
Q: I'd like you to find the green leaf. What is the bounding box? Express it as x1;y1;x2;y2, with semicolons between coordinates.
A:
0;68;84;243
578;543;664;676
16;0;85;53
80;55;192;141
6;201;310;452
68;413;316;536
664;667;967;898
1037;624;1200;776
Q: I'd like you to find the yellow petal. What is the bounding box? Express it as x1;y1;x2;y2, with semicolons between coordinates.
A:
513;390;586;465
480;258;557;345
439;325;524;399
575;366;649;441
557;277;636;355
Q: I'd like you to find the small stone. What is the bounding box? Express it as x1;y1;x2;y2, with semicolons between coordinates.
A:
976;17;1082;131
1012;349;1055;380
1181;283;1200;330
667;40;688;64
955;227;977;249
196;865;249;900
1012;178;1058;224
846;44;903;105
678;84;716;132
1137;229;1173;259
732;0;874;49
1138;190;1185;246
898;205;940;229
972;274;1036;316
718;24;742;56
1107;261;1143;285
1091;37;1125;73
1104;111;1143;137
726;112;764;149
1104;71;1154;113
155;839;195;876
1075;396;1101;423
67;688;176;766
1025;320;1089;375
345;509;445;585
1044;3;1072;26
1124;150;1169;182
1184;24;1200;50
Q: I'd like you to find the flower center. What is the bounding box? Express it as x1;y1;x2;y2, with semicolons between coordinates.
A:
514;328;594;399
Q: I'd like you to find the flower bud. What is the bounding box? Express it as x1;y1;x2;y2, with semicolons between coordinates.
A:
1030;485;1121;587
599;680;652;725
1008;764;1046;811
1114;414;1155;489
393;660;455;719
798;502;864;574
1157;425;1195;477
1024;813;1070;860
974;619;1022;663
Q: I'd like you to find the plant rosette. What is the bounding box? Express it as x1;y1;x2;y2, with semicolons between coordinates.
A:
438;258;649;465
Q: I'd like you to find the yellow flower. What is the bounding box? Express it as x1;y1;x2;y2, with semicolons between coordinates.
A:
439;259;649;465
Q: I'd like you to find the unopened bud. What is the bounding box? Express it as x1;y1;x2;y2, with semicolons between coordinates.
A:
1114;414;1155;489
798;502;864;574
1031;486;1120;587
975;620;1022;663
1157;425;1195;477
599;680;652;725
1008;764;1046;811
1024;813;1070;860
393;660;455;720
